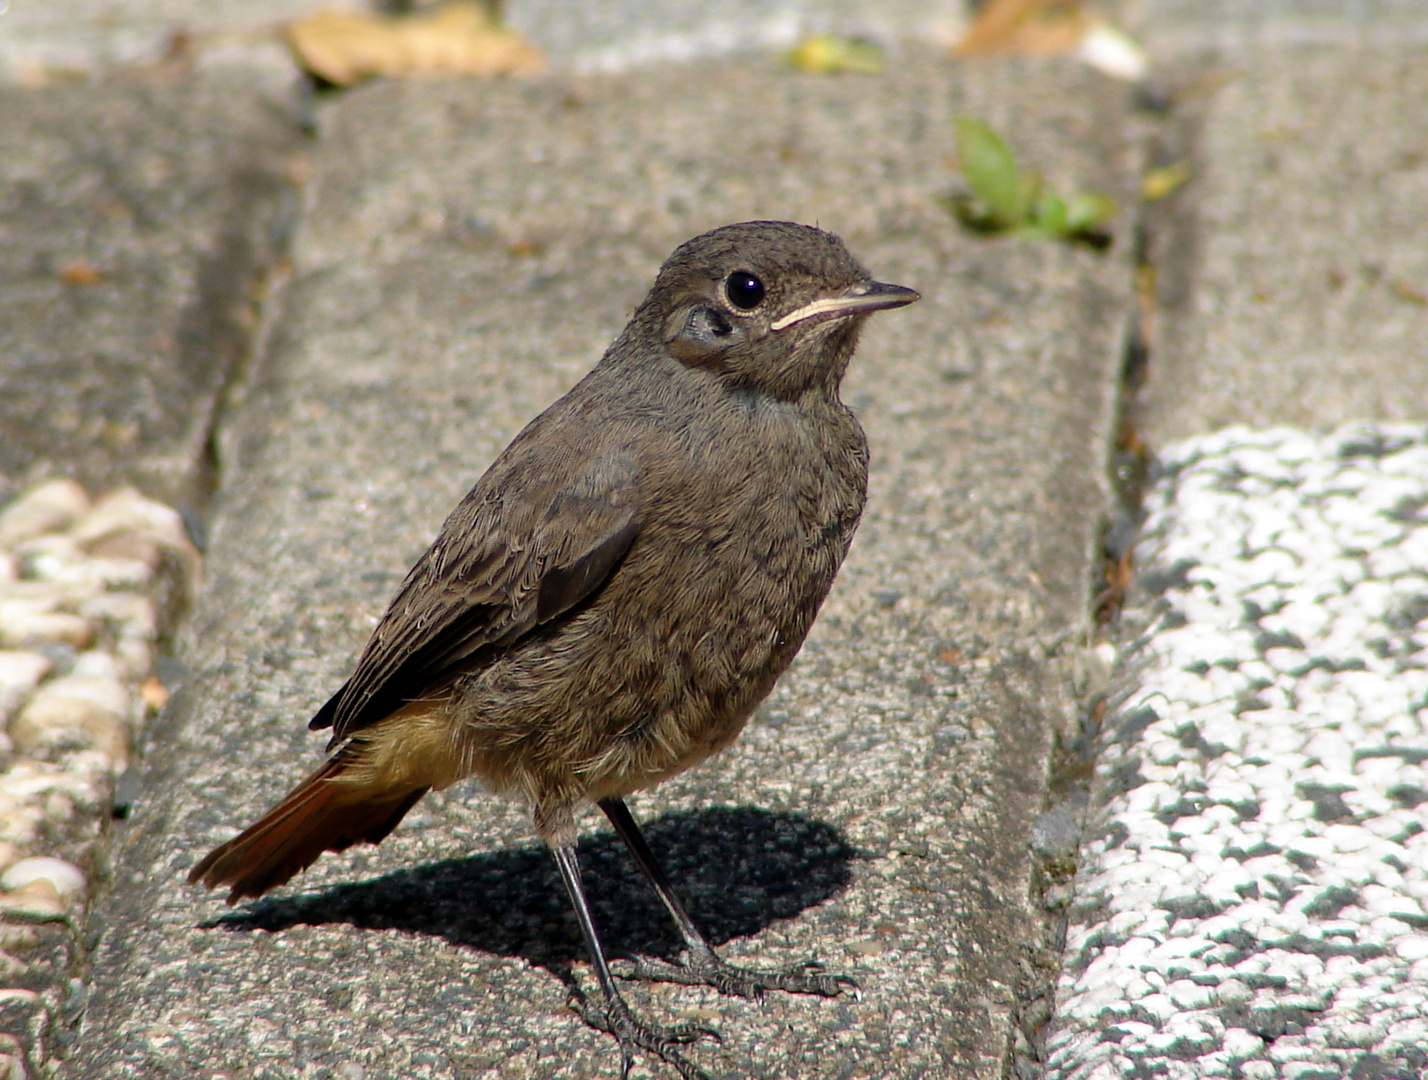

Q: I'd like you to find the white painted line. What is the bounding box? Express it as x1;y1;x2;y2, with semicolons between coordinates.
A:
1047;425;1428;1080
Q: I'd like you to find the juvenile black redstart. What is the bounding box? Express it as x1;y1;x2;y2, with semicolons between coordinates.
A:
191;220;918;1079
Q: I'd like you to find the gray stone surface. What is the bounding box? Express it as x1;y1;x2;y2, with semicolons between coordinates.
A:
0;69;301;510
0;0;966;81
69;49;1135;1079
1136;40;1428;442
1127;0;1428;54
0;0;345;78
505;0;966;71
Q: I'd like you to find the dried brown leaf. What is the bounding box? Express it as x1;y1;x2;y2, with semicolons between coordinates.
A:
952;0;1087;58
58;261;103;287
1392;279;1428;306
140;676;170;712
287;2;544;86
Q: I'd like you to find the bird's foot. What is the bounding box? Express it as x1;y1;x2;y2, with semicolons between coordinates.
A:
571;990;718;1080
614;947;856;1000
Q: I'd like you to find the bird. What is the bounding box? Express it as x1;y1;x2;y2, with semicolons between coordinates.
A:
189;220;918;1079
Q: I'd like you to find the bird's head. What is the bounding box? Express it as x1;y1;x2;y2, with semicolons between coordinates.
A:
632;221;918;401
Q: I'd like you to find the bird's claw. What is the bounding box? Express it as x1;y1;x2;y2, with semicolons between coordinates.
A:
569;991;718;1080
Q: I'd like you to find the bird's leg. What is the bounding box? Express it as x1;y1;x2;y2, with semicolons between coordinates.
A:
552;843;715;1080
598;798;856;999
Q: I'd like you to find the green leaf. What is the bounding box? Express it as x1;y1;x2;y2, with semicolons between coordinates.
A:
1032;188;1069;237
1064;192;1116;234
954;117;1028;227
944;117;1117;249
1016;169;1044;220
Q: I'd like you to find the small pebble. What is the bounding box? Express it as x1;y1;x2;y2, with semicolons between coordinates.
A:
0;887;66;921
0;652;51;719
0;602;92;650
13;675;132;762
0;858;85;905
0;481;89;548
845;938;886;957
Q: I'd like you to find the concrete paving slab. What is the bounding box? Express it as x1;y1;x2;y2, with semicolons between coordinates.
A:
0;0;964;81
0;69;302;510
1135;41;1428;443
504;0;964;72
0;0;350;79
68;49;1137;1080
1128;0;1428;55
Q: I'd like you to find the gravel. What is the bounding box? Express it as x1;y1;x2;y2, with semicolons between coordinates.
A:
1047;425;1428;1080
0;479;195;1075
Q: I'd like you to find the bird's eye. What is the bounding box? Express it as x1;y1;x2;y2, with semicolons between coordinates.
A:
724;271;765;311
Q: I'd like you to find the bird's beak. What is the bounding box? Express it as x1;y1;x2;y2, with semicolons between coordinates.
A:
770;280;920;332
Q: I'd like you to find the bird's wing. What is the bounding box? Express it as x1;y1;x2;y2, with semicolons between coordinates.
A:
309;441;642;745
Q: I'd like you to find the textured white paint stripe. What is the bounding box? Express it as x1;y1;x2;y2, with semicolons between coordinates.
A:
1046;425;1428;1080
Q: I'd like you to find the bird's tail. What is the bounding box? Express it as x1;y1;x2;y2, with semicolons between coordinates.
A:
188;741;430;904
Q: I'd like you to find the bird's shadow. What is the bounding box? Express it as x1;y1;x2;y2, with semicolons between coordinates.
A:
205;806;859;970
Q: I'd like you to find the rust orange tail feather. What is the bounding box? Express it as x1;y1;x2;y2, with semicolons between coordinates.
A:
188;745;429;904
